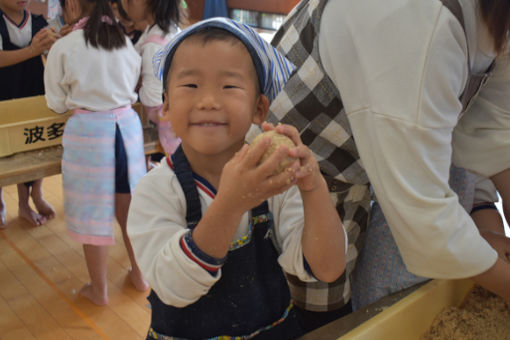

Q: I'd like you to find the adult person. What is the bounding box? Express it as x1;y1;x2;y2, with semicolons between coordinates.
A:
264;0;510;326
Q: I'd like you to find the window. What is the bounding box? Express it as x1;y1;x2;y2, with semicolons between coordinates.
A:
229;9;285;31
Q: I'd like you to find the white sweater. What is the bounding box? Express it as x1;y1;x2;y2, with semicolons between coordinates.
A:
319;0;508;278
44;29;140;113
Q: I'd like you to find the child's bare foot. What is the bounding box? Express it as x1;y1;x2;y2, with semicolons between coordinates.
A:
129;268;150;291
79;283;108;306
18;204;47;226
32;196;56;220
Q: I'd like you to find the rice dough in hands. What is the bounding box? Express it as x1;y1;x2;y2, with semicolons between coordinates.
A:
259;122;323;193
251;129;297;175
216;141;298;215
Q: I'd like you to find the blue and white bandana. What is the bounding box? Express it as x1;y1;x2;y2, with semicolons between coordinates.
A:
153;18;296;103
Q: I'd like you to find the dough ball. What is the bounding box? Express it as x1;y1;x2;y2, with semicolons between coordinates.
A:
251;130;297;174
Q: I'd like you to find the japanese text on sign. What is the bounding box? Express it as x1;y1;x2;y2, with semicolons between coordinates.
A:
23;122;65;144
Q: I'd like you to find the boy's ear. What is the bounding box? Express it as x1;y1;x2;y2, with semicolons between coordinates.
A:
252;94;269;125
160;93;171;121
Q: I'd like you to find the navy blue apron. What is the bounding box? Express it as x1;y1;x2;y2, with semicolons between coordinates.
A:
0;10;46;100
147;145;303;339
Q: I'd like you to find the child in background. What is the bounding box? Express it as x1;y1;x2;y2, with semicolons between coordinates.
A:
121;0;183;157
109;0;143;45
46;0;66;33
0;0;57;227
44;0;148;305
127;18;347;339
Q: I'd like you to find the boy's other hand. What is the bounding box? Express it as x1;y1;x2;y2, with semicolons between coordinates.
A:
216;141;297;214
264;122;322;193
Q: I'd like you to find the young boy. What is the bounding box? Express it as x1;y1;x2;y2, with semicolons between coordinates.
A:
0;0;57;227
127;18;347;339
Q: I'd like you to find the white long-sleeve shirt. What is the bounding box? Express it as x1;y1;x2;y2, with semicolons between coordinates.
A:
0;11;33;49
127;160;321;307
134;24;180;107
44;29;140;113
319;0;508;278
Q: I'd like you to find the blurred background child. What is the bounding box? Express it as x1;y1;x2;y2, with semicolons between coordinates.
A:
44;0;147;305
0;0;57;227
121;0;184;161
109;0;143;44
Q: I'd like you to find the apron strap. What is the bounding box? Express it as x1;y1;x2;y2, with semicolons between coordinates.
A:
171;145;270;228
0;10;12;46
251;200;269;218
171;145;203;228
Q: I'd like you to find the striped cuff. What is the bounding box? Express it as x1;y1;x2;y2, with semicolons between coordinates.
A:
471;202;498;215
180;231;226;276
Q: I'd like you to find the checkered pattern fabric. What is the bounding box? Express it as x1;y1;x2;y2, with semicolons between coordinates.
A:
267;0;371;312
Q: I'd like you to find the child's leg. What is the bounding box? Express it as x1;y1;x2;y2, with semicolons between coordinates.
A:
31;178;56;220
80;244;109;306
0;187;6;227
115;193;149;291
17;183;46;226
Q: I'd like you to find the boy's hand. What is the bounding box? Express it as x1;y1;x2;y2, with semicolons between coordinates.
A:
30;28;57;55
216;140;297;215
263;122;322;193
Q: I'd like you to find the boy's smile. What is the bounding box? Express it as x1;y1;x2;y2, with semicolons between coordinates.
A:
162;37;268;162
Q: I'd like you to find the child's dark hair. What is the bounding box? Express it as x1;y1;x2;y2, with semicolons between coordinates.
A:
60;0;126;50
163;28;260;92
146;0;184;34
109;0;131;22
479;0;510;54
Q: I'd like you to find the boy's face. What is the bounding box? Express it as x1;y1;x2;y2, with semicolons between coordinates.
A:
161;37;268;158
0;0;28;14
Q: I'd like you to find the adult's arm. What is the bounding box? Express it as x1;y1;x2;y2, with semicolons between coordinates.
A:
319;0;497;278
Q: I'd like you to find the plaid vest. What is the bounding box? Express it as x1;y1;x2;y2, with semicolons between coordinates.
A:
268;0;370;311
267;0;492;312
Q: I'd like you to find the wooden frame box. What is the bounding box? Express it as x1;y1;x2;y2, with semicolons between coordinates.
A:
340;279;473;339
0;95;71;158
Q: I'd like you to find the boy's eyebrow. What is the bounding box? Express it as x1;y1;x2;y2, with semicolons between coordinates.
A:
220;70;245;80
174;69;247;80
175;69;200;78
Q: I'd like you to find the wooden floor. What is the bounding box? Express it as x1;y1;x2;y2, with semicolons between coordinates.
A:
0;175;151;340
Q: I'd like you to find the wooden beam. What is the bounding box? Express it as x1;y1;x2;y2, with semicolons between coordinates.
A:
227;0;299;14
186;0;299;23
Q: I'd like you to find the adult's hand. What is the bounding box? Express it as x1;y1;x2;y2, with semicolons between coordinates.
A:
472;232;510;304
480;229;510;263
